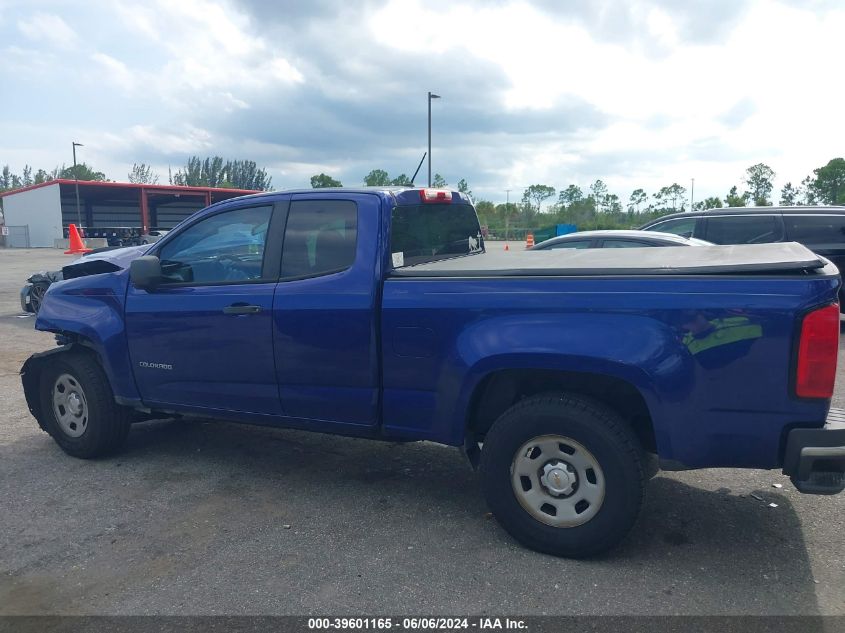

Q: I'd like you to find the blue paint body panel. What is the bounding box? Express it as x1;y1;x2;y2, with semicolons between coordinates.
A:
272;192;383;426
32;187;841;471
381;274;836;468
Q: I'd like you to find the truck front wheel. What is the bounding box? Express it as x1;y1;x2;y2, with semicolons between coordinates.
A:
479;393;645;557
38;352;131;458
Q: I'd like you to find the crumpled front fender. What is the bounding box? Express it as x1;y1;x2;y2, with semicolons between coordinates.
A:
20;344;81;432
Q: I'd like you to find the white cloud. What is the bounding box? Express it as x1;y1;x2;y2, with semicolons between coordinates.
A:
268;58;304;84
17;12;78;49
91;53;135;92
124;124;215;154
369;0;845;201
2;0;844;202
112;0;303;96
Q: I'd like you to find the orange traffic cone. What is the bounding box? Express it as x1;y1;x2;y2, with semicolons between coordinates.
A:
64;224;92;254
525;233;535;248
504;243;509;251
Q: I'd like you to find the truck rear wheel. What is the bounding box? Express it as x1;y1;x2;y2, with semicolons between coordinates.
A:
38;352;131;458
479;392;645;557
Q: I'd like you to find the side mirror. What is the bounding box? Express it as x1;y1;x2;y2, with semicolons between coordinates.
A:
129;256;162;290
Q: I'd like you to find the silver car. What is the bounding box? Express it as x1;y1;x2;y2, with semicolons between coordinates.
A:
530;230;711;250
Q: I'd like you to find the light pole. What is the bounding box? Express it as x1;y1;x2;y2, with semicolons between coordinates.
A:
690;177;695;211
427;92;441;187
72;142;83;228
505;189;511;241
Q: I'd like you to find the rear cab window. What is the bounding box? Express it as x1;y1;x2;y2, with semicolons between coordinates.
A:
391;203;483;267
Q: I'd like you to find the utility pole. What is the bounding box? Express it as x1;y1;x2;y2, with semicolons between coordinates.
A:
690;177;695;212
505;189;511;241
427;92;441;187
72;142;84;228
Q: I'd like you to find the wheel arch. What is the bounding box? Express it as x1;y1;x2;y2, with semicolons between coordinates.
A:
461;360;660;467
21;344;96;432
33;272;142;406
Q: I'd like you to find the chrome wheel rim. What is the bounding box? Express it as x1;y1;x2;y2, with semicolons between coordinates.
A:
30;284;47;312
510;434;605;527
52;373;89;438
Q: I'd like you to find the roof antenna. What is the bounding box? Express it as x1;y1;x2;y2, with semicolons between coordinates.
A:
410;152;427;186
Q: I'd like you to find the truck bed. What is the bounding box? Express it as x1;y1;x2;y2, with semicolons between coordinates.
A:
391;242;829;277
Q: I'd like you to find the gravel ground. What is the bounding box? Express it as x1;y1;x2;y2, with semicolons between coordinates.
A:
0;247;843;616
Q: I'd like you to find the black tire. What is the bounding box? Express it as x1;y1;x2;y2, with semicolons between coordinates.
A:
479;392;645;558
29;283;49;314
38;352;131;458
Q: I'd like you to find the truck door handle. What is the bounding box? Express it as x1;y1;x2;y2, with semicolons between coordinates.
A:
223;304;262;315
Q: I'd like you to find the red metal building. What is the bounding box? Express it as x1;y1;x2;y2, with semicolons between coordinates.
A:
1;179;260;247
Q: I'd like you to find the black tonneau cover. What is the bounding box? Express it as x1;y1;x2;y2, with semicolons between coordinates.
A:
391;242;829;277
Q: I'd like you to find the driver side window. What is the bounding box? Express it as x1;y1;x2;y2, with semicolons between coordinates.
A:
157;205;273;284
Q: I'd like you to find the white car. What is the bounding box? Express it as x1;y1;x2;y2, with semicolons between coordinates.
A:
530;230;711;250
140;229;170;244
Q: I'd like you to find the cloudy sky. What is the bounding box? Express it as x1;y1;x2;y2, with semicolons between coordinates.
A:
1;0;843;205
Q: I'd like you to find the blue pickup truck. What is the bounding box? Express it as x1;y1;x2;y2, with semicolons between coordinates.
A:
20;187;845;557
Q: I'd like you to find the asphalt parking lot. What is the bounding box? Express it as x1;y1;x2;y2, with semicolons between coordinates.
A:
0;247;843;616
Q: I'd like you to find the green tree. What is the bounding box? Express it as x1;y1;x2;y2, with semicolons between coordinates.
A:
522;184;556;214
724;185;748;207
172;156;219;186
457;178;472;198
495;202;521;240
605;193;623;215
810;158;845;205
744;163;776;206
692;197;723;211
128;163;159;184
0;165;53;192
431;173;447;188
310;173;343;188
364;169;391;186
390;174;412;186
654;183;686;213
224;159;272;190
628;188;647;214
58;162;107;181
1;165;14;191
666;183;686;212
171;156;271;190
474;200;495;229
799;175;817;205
558;184;583;206
780;182;798;206
589;180;608;212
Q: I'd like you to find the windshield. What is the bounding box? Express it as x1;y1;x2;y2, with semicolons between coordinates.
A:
390;203;484;267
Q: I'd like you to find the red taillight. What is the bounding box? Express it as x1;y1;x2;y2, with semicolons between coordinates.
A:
795;303;840;399
420;189;452;203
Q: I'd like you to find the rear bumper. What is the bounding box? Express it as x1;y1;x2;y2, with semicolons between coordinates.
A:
782;408;845;494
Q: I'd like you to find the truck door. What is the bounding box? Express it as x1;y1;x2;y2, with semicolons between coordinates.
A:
125;200;286;416
273;193;381;428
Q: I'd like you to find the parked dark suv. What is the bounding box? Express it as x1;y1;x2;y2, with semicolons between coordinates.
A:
640;206;845;305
